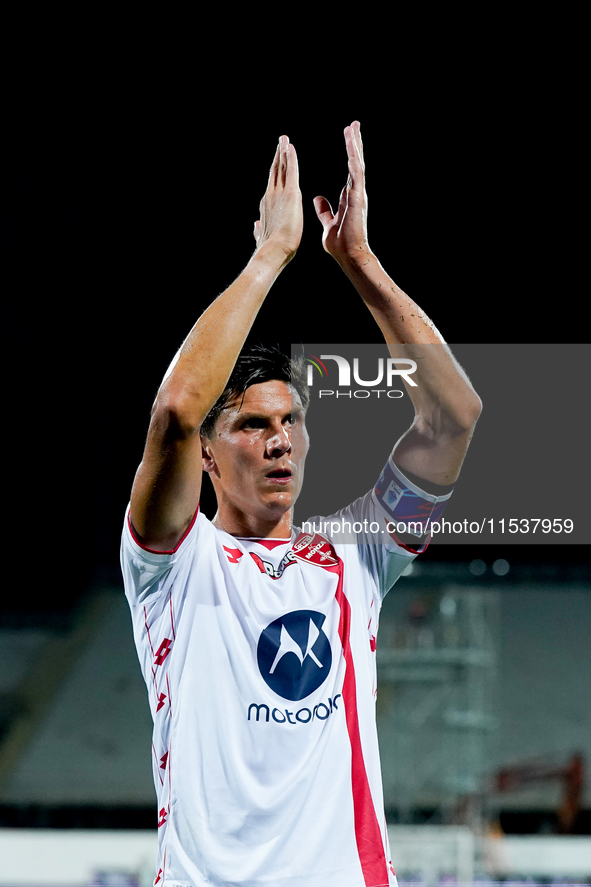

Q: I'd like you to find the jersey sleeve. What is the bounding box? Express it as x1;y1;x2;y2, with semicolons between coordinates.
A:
120;505;203;606
301;459;449;599
303;491;417;600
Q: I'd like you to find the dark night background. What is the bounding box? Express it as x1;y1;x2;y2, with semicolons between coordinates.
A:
2;69;586;624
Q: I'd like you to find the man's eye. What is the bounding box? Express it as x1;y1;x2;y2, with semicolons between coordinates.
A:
243;418;266;429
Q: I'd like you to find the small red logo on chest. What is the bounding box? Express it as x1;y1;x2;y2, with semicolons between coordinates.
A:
292;532;339;567
223;546;243;564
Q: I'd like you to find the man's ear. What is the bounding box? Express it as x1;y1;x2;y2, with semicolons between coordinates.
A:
201;436;217;475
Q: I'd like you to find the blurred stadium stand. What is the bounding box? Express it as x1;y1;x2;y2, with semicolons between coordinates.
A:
0;591;155;828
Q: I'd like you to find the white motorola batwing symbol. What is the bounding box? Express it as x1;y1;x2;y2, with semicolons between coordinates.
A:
269;619;323;674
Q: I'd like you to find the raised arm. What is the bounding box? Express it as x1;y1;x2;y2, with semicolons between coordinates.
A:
314;121;481;486
130;136;303;550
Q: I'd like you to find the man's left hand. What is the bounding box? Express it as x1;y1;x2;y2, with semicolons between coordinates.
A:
313;121;369;263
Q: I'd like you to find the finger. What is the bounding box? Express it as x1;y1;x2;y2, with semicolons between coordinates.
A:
345;126;364;174
333;184;348;227
313;195;334;226
278;135;289;186
347;121;364;160
286;142;299;189
253;219;261;241
267;139;281;189
352;120;364;162
344;123;364;190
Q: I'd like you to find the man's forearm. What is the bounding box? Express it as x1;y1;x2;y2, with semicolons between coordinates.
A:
153;134;302;435
337;248;482;484
156;243;289;433
336;247;443;345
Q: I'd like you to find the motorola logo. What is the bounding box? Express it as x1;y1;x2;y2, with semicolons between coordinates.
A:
257;610;332;701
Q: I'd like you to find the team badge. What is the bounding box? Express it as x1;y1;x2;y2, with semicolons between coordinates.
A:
292;531;339;567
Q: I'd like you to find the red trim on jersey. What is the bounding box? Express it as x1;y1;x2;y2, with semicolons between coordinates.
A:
166;673;172;718
169;592;176;640
168;736;172;811
387;528;431;555
143;606;155;657
127;506;199;555
329;558;390;887
143;607;157;681
254;538;291;550
234;537;290;551
143;605;162;703
152;742;164;786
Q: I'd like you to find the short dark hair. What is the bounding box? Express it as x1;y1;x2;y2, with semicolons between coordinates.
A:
200;344;310;438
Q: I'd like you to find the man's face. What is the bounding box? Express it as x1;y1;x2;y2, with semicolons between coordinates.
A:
201;380;309;529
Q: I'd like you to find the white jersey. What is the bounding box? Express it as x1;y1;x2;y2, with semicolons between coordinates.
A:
121;486;418;887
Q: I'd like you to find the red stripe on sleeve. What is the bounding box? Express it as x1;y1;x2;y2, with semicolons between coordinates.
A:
127;506;199;555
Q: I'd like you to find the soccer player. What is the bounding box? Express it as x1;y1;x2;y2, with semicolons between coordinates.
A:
121;123;482;886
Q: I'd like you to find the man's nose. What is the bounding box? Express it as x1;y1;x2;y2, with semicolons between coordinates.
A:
266;424;291;454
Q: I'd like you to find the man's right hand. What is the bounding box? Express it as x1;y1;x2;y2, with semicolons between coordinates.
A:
253;136;303;265
129;135;302;552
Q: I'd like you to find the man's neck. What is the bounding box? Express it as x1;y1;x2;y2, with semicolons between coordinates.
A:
212;507;293;539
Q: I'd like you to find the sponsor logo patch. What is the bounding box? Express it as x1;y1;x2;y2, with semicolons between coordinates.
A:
257;610;332;701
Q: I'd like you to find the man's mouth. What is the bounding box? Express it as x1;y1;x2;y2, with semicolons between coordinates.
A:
265;468;292;482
